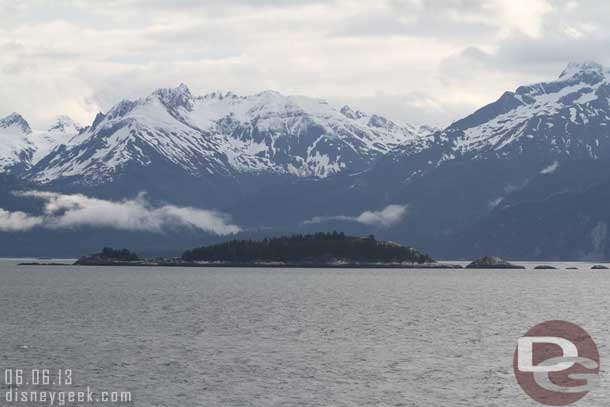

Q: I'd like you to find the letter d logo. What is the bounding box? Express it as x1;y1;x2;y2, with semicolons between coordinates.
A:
513;320;600;405
518;337;578;372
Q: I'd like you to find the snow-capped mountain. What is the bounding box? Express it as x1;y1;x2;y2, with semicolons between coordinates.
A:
28;85;423;185
0;113;34;172
395;61;610;170
29;116;82;164
446;61;610;159
0;113;82;173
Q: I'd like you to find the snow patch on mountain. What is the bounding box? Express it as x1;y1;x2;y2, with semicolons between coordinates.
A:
540;161;559;174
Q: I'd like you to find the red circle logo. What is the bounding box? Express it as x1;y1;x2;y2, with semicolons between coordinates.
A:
513;320;600;405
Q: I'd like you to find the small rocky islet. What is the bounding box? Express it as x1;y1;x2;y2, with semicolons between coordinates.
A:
465;256;525;269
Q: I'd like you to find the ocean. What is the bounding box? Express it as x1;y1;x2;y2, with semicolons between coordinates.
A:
1;259;608;406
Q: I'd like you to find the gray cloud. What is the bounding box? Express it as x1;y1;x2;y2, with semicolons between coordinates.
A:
333;1;497;40
0;191;240;235
0;0;606;128
304;204;408;228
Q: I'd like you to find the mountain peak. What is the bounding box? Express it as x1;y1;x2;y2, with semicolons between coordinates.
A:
559;61;605;80
340;105;365;120
48;115;82;133
176;83;190;93
0;112;31;134
202;90;240;100
253;90;286;100
153;83;193;110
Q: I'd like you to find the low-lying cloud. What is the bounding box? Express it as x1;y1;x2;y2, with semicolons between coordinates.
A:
0;208;44;232
304;204;407;228
0;191;241;235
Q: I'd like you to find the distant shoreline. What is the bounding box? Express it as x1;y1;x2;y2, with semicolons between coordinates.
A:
15;260;610;270
19;261;463;269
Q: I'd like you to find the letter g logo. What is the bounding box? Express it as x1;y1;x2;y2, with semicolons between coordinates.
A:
513;321;600;405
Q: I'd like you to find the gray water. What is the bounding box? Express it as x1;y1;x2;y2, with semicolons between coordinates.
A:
1;259;610;406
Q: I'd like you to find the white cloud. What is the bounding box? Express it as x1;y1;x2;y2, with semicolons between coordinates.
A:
0;208;43;232
494;0;553;38
304;204;407;228
0;191;240;235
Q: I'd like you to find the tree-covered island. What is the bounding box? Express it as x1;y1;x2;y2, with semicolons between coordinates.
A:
182;232;433;264
72;232;464;267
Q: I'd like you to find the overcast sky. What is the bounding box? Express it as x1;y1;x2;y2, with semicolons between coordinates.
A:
1;0;608;128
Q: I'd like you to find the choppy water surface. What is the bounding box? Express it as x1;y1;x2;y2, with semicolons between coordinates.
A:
1;259;610;406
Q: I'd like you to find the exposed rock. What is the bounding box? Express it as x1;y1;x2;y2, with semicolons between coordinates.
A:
466;256;525;269
534;265;558;269
591;265;609;269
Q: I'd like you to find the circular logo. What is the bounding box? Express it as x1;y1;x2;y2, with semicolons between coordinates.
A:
513;320;600;405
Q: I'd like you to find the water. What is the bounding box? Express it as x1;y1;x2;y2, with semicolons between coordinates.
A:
1;259;610;406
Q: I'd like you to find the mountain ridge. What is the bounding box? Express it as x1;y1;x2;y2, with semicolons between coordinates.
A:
18;85;426;187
